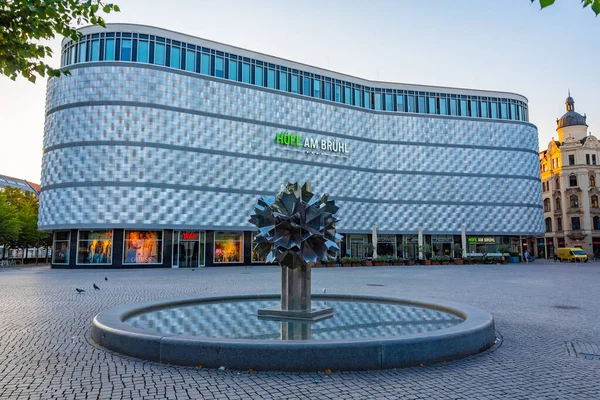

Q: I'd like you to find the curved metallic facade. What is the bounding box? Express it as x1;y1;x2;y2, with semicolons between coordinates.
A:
40;25;544;267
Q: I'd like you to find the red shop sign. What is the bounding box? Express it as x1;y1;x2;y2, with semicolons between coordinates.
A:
182;232;199;240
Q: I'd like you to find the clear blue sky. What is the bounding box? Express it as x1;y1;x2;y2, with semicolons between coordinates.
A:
0;0;598;183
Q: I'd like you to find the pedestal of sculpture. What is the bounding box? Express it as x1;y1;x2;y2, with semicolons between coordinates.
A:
257;262;333;321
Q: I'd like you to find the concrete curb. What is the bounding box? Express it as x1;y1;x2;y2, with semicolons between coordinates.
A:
91;294;495;371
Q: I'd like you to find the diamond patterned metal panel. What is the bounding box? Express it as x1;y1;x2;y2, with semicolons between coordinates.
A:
40;66;544;235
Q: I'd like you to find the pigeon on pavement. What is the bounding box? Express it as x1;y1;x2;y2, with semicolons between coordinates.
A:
93;283;100;290
104;277;108;281
76;288;85;293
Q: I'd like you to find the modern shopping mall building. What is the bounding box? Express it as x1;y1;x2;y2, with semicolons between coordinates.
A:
40;23;543;268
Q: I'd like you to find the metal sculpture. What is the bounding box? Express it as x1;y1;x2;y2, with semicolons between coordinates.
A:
249;182;342;320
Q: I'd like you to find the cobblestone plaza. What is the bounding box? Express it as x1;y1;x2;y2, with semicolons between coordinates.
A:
0;263;598;399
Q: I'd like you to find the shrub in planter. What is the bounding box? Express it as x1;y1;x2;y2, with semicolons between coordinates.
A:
452;243;463;259
362;258;373;267
453;258;463;265
341;256;353;267
390;256;403;266
373;256;390;266
498;244;511;264
462;257;473;264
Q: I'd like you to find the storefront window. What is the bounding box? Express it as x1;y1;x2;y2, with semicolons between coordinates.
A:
251;234;266;263
173;231;204;267
123;231;163;264
214;231;243;263
376;235;397;257
52;231;70;264
432;235;453;256
77;230;113;264
348;234;369;258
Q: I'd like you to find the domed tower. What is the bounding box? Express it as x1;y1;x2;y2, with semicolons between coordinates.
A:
556;91;588;142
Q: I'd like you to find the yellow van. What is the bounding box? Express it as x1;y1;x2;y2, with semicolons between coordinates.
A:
557;248;588;262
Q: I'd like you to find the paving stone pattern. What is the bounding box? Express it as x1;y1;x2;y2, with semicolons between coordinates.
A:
0;263;599;399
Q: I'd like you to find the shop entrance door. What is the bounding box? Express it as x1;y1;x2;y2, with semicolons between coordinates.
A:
172;231;205;268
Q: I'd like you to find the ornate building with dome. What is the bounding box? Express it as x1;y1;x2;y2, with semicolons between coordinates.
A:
538;93;600;258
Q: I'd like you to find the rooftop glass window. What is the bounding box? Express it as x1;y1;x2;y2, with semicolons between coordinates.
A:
255;66;263;86
267;69;275;89
242;63;250;83
170;46;181;69
385;94;393;111
229;60;238;81
215;56;224;78
201;53;210;74
137;40;149;63
120;39;131;61
154;43;165;65
62;30;529;122
185;50;195;72
280;71;287;91
79;41;87;62
91;40;100;61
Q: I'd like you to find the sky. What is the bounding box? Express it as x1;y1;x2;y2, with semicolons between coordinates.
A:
0;0;598;183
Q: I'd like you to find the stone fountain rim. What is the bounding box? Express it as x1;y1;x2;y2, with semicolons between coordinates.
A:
91;294;495;371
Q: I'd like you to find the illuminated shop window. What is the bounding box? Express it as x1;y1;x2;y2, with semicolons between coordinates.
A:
214;231;243;263
251;235;266;263
123;231;163;264
173;231;205;267
52;231;70;265
77;230;113;265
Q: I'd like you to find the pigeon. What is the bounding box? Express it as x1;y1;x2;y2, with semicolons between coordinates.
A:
76;288;85;293
104;277;108;281
191;269;195;271
323;288;327;293
93;283;100;290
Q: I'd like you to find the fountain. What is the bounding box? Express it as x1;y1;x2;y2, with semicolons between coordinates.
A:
91;183;496;371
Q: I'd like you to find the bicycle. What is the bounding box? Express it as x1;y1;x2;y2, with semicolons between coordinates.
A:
0;259;17;267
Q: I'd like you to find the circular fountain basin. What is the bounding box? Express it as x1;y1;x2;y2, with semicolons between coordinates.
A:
91;294;495;371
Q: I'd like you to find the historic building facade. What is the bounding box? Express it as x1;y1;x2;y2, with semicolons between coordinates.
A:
538;94;600;257
40;24;543;268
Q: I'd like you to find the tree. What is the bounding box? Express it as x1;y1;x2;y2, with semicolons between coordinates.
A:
0;191;20;257
532;0;600;15
0;0;119;83
1;187;50;261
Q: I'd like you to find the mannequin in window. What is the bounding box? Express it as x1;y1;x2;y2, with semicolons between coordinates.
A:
126;232;142;263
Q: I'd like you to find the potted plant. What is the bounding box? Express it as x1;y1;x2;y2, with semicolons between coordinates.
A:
341;256;353;267
430;256;441;265
351;257;362;267
419;244;432;265
373;256;389;266
362;258;373;267
324;259;337;267
390;256;403;266
452;243;463;264
439;255;451;265
399;243;409;260
462;256;473;265
498;244;511;264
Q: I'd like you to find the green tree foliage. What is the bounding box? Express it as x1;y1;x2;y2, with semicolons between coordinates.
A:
0;0;120;83
1;188;50;255
532;0;600;15
0;191;20;245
